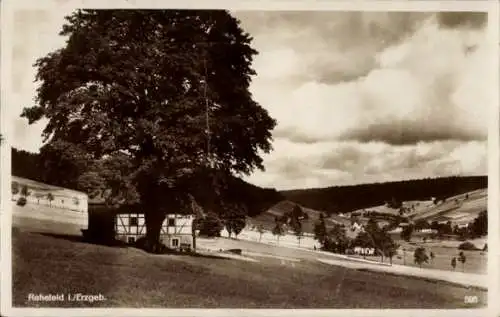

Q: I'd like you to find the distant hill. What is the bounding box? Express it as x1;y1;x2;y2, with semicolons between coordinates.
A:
411;188;487;225
248;200;350;234
280;176;487;215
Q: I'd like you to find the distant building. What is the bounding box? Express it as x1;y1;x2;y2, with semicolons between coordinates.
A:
351;222;364;231
353;246;375;255
418;228;437;234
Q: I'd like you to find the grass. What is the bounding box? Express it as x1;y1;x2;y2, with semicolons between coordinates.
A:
12;222;487;308
347;244;487;274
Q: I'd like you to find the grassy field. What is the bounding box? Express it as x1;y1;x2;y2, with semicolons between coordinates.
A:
412;189;486;224
248;200;350;233
11;217;487;309
347;242;487;274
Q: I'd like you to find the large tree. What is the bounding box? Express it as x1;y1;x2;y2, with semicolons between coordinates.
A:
22;10;276;252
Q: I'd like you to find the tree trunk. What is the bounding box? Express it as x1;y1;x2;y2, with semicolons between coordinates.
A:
192;232;196;251
145;210;165;253
259;234;262;242
192;224;197;252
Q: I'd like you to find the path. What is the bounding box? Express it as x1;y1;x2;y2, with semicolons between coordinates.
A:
317;257;487;289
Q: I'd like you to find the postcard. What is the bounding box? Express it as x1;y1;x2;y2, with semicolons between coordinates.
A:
1;1;499;316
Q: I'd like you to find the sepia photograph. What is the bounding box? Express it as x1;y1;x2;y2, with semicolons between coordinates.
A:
1;0;498;315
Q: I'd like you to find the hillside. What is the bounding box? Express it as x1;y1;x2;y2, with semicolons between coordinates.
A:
411;188;487;225
281;176;487;214
248;200;350;234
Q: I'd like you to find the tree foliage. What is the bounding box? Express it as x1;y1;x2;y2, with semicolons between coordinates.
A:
12;182;20;195
289;215;303;244
469;210;487;237
21;185;30;197
400;224;414;242
323;223;349;253
413;247;429;268
272;218;285;244
198;212;223;237
458;251;467;271
223;205;247;238
313;213;327;245
22;10;276;250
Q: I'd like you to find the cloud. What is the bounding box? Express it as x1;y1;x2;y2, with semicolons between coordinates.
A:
241;12;491;148
240;11;429;86
245;139;486;190
437;12;488;29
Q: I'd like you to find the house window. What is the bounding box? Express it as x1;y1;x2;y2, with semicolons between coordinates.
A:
168;218;175;227
128;236;135;244
172;238;179;247
130;217;138;226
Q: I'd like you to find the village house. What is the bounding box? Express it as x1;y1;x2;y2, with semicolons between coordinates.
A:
418;228;438;234
351;221;364;232
115;212;195;250
86;192;200;251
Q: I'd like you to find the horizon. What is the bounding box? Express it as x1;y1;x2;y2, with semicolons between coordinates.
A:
11;144;487;192
9;10;491;191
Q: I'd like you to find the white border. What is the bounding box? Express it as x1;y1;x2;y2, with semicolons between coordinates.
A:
1;1;499;317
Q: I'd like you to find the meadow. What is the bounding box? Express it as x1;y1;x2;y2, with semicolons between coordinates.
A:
11;215;486;309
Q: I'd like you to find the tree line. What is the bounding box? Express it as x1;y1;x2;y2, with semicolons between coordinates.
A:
281;176;487;214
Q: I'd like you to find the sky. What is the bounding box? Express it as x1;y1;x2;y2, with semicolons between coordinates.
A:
9;10;492;190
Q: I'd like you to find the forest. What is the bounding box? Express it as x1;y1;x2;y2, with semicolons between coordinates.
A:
281;176;487;214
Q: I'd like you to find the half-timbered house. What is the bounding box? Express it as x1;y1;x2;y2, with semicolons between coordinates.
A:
115;213;195;250
86;191;202;251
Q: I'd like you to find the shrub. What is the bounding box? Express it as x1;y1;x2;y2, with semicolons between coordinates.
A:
16;197;27;206
198;213;224;237
458;241;478;251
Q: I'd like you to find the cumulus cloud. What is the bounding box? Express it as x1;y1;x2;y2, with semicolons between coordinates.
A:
245;139;487;190
235;11;490;189
241;12;490;147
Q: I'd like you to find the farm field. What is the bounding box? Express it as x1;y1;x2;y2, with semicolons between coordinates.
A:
11;214;487;309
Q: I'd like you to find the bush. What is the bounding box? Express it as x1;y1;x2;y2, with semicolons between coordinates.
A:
458;241;478;251
16;197;27;206
198;213;224;237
